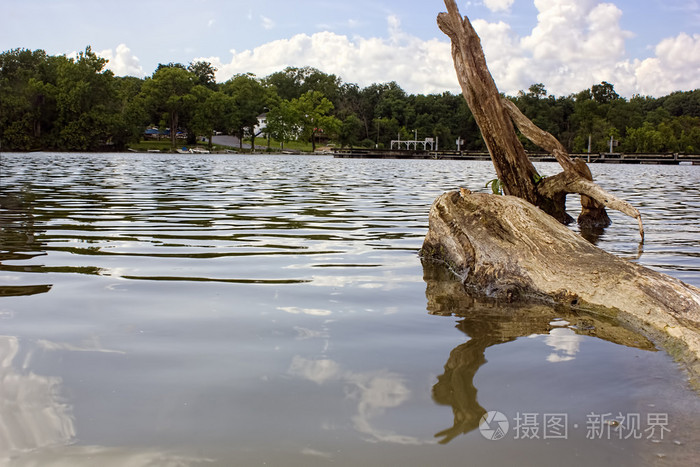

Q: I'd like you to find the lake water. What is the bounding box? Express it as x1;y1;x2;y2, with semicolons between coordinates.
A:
0;152;699;466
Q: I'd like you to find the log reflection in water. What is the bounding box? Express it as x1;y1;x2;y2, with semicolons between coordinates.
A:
423;260;656;444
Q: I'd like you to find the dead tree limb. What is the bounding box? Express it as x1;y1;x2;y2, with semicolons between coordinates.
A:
501;98;643;237
424;0;699;375
436;2;539;205
437;0;641;235
421;192;700;374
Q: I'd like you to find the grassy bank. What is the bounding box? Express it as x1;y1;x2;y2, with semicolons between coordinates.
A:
128;137;329;154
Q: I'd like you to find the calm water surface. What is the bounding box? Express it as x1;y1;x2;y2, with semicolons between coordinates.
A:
0;153;699;466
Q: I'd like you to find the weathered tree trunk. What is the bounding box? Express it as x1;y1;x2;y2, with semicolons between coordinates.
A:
436;2;538;205
436;1;641;233
421;191;700;374
423;0;700;375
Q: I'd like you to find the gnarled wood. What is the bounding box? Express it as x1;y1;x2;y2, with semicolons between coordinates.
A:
427;0;699;375
438;0;641;234
421;191;700;375
436;4;539;204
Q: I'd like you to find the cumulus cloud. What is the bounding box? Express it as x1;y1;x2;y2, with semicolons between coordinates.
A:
476;0;700;96
99;43;144;77
194;0;699;97
513;0;635;94
198;15;456;95
634;33;700;96
483;0;515;12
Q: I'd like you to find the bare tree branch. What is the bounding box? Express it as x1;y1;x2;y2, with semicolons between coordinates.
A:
538;173;645;240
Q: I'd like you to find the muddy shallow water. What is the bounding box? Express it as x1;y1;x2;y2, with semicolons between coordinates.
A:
1;152;699;466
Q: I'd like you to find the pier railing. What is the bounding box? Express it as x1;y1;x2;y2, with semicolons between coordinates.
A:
332;148;700;165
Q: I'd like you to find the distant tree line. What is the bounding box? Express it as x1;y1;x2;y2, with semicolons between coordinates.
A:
1;47;699;153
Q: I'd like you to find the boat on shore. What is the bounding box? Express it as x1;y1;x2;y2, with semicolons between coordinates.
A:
176;147;211;154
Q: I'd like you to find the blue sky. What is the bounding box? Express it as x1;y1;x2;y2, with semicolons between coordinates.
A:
2;1;699;97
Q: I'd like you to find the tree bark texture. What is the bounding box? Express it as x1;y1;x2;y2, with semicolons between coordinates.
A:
436;2;538;205
421;191;700;375
427;0;699;374
437;1;642;235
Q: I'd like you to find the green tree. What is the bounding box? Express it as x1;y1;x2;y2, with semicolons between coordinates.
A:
338;114;363;148
54;46;117;150
191;85;235;147
141;66;196;148
374;81;408;123
111;76;148;150
0;48;60;150
265;100;298;150
659;90;700;118
264;66;342;104
372;116;400;149
292;91;341;151
188;61;218;90
591;81;620;104
221;73;269;149
623;122;663;152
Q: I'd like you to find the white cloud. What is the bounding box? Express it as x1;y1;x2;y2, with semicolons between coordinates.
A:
472;19;533;94
514;0;634;95
544;327;581;363
289;356;428;445
195;1;700;98
483;0;515;12
261;15;275;30
198;16;456;95
289;356;341;384
99;43;144;77
478;0;700;97
634;33;700;96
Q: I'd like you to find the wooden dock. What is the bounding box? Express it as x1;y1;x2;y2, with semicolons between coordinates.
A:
332;149;700;165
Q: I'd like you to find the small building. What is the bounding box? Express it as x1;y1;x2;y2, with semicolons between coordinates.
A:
253;113;267;136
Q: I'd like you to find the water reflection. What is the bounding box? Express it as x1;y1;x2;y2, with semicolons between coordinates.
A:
423;260;656;444
0;192;42;253
0;335;75;452
289;356;426;445
579;223;644;260
0;284;52;297
0;193;52;297
0;335;212;465
1;154;698;464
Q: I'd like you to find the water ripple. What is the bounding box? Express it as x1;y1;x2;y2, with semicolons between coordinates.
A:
1;153;699;288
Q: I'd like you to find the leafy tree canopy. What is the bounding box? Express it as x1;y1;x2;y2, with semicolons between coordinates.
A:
1;47;699;154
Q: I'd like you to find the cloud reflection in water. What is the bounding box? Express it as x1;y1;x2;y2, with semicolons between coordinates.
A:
289;356;431;446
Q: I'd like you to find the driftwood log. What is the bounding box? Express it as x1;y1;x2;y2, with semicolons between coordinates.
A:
422;0;700;377
421;191;700;374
